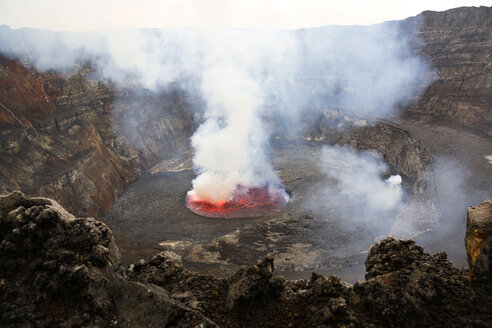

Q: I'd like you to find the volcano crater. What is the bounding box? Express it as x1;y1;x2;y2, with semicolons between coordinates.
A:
104;117;439;281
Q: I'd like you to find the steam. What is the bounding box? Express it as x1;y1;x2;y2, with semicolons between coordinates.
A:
0;19;431;204
317;146;403;219
414;157;491;265
189;64;274;202
185;30;295;202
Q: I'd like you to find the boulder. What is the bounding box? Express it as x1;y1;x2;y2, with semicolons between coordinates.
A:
466;198;492;292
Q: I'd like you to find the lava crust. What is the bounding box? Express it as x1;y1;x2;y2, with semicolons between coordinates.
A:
186;186;288;218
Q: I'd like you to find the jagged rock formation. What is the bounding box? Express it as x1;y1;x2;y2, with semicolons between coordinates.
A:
0;191;215;327
1;191;491;327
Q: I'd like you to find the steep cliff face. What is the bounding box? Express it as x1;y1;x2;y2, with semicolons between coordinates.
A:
0;58;196;216
0;61;128;216
404;6;492;136
0;55;55;124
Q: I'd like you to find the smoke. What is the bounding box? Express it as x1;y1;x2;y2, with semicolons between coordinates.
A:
189;64;273;202
414;157;491;266
182;22;430;203
0;18;431;204
183;30;291;202
311;145;403;224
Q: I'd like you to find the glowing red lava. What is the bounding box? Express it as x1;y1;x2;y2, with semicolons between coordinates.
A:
186;186;288;218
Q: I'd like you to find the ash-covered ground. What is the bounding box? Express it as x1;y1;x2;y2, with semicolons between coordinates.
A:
106;139;374;281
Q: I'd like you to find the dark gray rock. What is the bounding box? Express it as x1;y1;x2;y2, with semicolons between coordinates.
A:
2;194;492;327
225;257;284;311
0;191;216;327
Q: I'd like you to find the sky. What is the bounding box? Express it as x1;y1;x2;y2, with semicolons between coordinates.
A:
0;0;490;31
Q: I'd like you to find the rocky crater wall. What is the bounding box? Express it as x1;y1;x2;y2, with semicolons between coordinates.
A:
0;58;196;216
403;6;492;136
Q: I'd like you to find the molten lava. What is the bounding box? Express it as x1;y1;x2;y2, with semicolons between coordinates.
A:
186;185;288;218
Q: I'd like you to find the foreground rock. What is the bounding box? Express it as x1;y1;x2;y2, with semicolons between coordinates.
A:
1;191;491;327
466;198;492;292
0;191;215;327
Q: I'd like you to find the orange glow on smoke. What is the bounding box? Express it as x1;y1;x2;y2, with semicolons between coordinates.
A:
186;185;288;218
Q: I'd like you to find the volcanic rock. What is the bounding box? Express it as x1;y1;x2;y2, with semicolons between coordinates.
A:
2;191;491;327
224;257;284;311
351;236;491;327
1;5;492;326
0;191;216;327
466;198;492;292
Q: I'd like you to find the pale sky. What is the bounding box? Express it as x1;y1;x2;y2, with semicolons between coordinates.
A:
0;0;490;31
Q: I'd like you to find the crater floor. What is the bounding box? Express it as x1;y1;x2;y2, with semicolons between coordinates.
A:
104;115;492;281
105;134;442;281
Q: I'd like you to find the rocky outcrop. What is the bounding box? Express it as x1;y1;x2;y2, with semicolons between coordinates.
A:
131;237;492;328
466;198;492;292
0;191;216;327
403;6;492;136
2;191;491;327
352;237;490;327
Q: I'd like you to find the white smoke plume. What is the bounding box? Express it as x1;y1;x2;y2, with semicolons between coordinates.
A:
319;145;403;216
0;19;431;204
185;29;295;202
189;64;274;202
